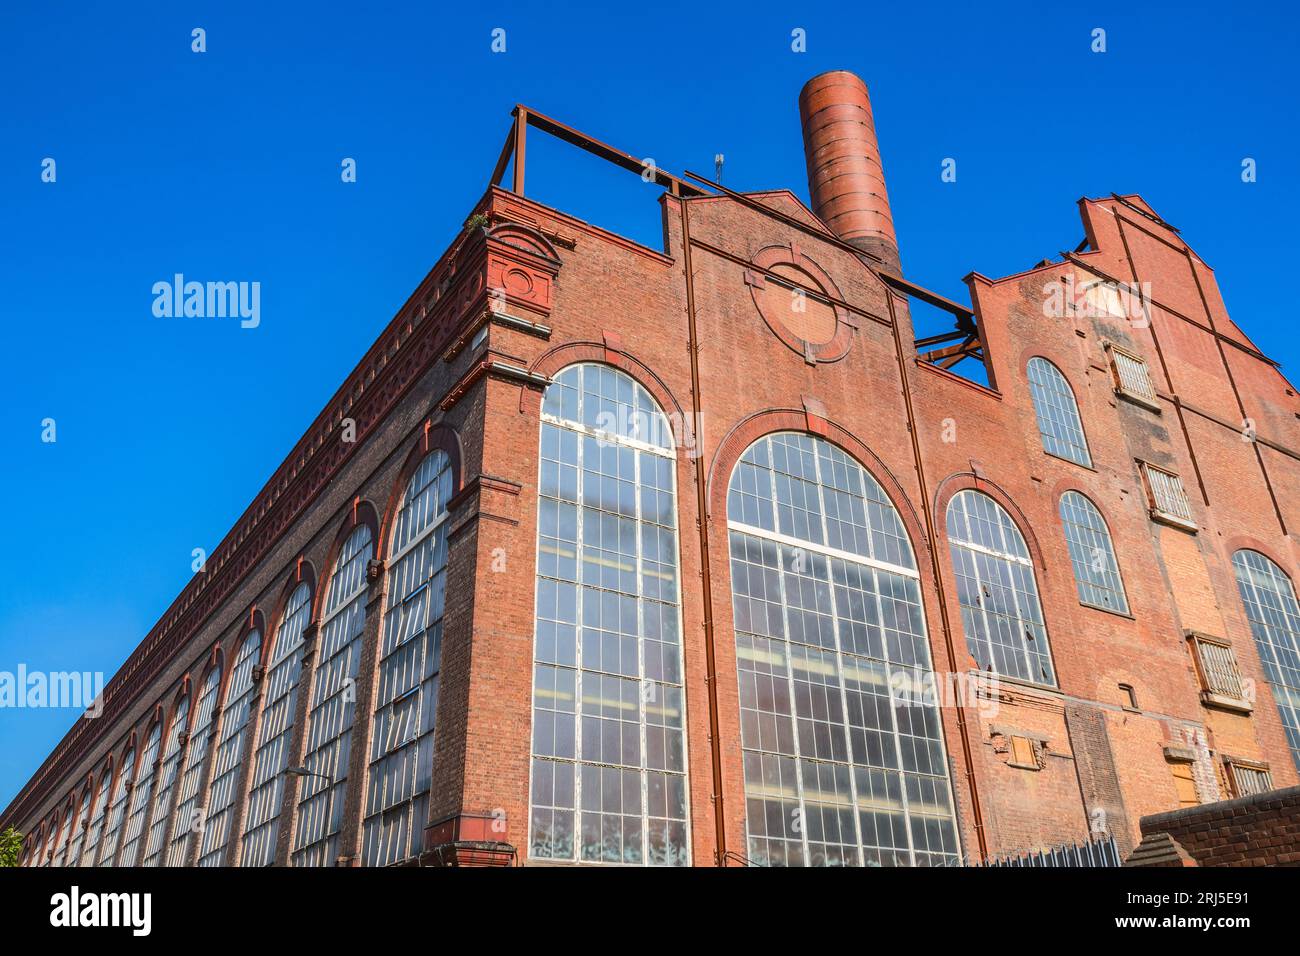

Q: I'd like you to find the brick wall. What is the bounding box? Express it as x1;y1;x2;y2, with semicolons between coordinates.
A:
1127;784;1300;866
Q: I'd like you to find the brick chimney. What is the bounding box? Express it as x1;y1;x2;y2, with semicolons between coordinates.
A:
799;70;901;274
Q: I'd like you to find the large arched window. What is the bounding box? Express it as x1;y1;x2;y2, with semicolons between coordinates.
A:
528;363;690;866
118;720;161;866
726;432;959;867
99;745;135;866
1058;491;1129;614
1027;357;1091;467
79;766;113;866
51;801;74;866
242;581;312;867
167;665;221;865
947;490;1054;685
294;523;373;867
364;450;454;866
141;693;189;866
1232;550;1300;771
64;786;91;866
197;630;260;866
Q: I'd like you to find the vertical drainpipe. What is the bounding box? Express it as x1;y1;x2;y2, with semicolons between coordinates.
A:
677;197;728;865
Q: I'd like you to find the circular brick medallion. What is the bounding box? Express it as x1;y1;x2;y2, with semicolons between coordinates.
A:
748;245;853;362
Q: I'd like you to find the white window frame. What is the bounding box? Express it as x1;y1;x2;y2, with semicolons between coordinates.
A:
167;665;222;865
197;631;260;866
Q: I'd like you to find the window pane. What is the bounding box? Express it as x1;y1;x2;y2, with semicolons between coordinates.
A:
1027;357;1091;467
1232;550;1300;773
1058;491;1129;614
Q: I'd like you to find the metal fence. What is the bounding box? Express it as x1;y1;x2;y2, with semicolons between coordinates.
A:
980;834;1122;868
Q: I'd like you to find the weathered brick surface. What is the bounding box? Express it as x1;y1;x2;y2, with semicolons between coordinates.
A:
1128;784;1300;866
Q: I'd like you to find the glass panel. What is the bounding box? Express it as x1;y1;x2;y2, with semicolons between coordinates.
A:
1058;491;1129;614
1027;357;1091;467
1232;550;1300;773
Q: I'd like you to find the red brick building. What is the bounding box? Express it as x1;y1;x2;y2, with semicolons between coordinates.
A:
7;70;1300;867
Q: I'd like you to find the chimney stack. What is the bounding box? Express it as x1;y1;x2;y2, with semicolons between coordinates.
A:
799;71;901;274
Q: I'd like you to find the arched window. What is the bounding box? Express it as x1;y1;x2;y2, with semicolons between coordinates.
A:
51;803;74;866
528;363;690;866
99;745;135;866
364;451;454;866
167;665;221;865
197;630;260;866
1059;491;1129;614
1027;357;1091;467
294;523;373;867
947;489;1054;685
1232;550;1300;772
65;788;91;866
726;432;959;867
242;581;312;867
118;719;161;866
141;693;189;866
79;766;113;866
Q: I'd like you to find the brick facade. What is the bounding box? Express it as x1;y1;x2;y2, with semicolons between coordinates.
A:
8;77;1300;867
1127;785;1300;866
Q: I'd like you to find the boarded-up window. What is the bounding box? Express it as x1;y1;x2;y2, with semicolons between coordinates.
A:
1141;463;1194;526
1109;346;1157;404
1167;758;1200;808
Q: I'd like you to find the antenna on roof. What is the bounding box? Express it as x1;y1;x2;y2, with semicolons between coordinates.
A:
714;153;724;184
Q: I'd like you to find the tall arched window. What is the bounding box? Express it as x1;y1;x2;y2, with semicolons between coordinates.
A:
294;523;373;867
947;490;1054;685
64;786;92;866
99;745;135;866
1059;491;1129;614
1027;357;1091;467
242;581;312;867
79;766;113;866
1232;550;1300;771
141;693;189;866
727;432;959;867
51;802;74;866
167;665;221;865
197;630;260;866
529;363;690;866
364;451;453;866
118;720;161;866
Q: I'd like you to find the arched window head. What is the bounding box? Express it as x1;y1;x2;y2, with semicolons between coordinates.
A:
79;765;114;866
530;364;689;866
1059;492;1129;614
1027;358;1091;467
542;362;675;450
167;664;222;865
242;580;313;867
947;489;1055;685
52;802;75;866
197;630;260;866
364;450;454;866
1232;550;1300;772
294;522;373;867
726;432;960;867
141;692;190;866
118;720;161;867
100;745;135;867
65;785;92;867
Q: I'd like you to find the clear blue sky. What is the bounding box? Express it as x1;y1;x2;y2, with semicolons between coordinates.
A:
2;1;1297;812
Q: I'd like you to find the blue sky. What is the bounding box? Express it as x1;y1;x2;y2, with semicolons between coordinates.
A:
2;1;1296;812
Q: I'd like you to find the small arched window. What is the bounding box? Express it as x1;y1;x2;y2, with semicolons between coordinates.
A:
947;489;1055;685
1232;550;1300;772
79;766;114;866
64;787;92;866
294;523;374;867
1027;357;1091;467
51;803;74;866
529;364;690;866
364;450;454;866
197;630;260;866
726;432;960;867
141;693;190;866
167;665;222;865
99;745;135;867
242;580;313;867
1058;492;1129;614
118;719;161;867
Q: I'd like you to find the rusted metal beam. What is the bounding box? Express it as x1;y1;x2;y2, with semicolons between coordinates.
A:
914;329;969;349
512;107;527;195
518;106;708;197
489;118;516;189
